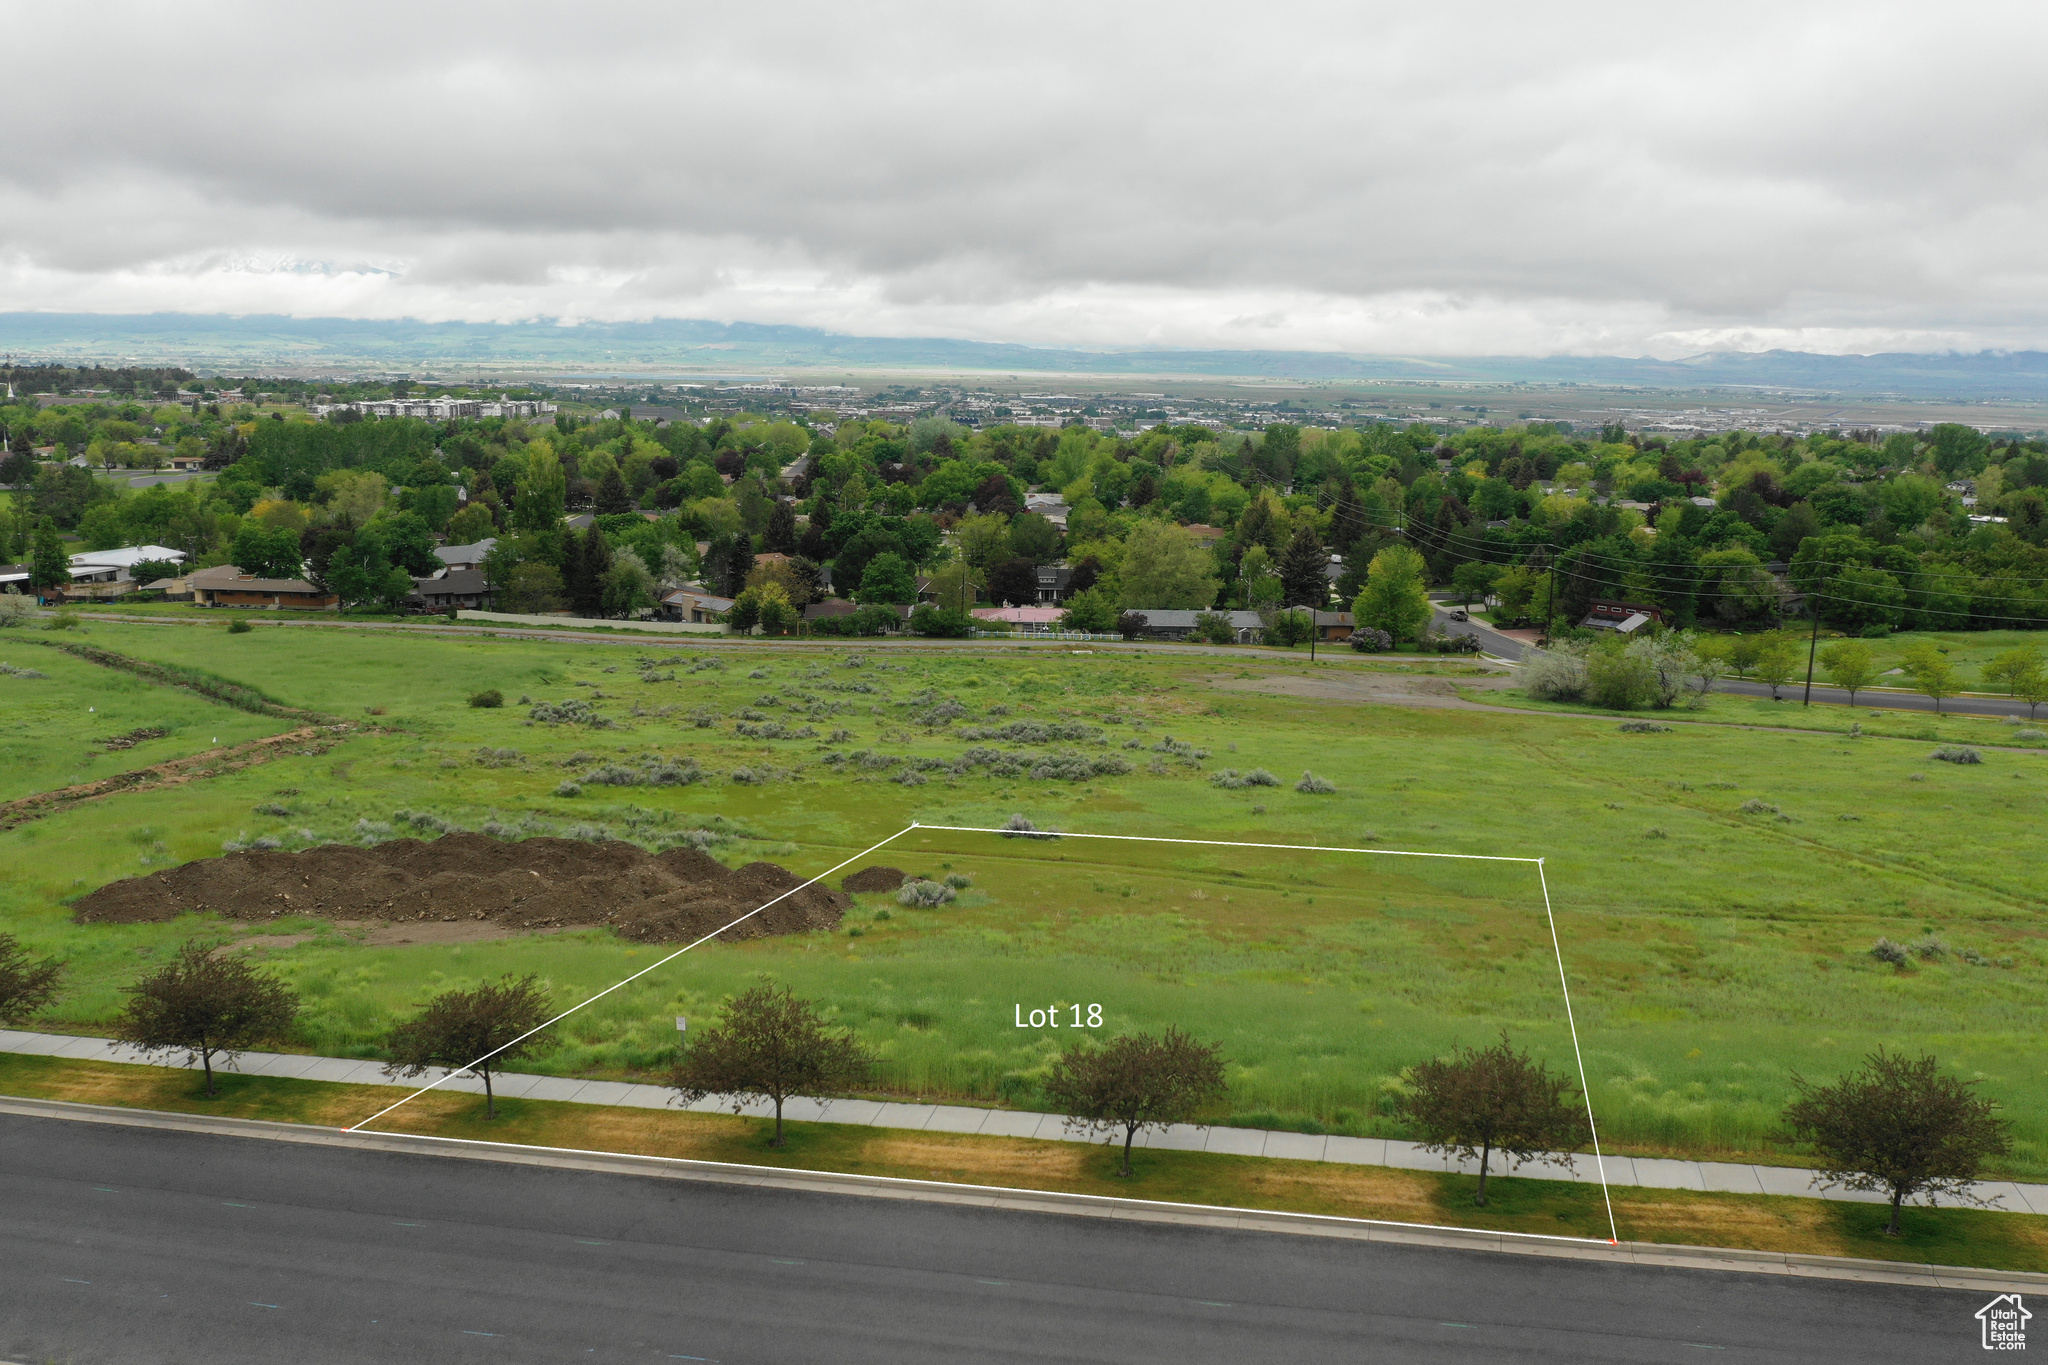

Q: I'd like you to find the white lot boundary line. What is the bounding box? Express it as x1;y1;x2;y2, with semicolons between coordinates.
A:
918;822;1621;1244
344;824;921;1133
349;819;1623;1245
1537;859;1620;1245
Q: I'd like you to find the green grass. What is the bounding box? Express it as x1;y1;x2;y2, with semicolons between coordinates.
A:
4;620;2046;1179
1855;629;2048;692
0;641;293;803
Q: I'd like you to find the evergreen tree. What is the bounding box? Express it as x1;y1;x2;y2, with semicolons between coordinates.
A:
1327;475;1370;556
593;466;632;515
1278;524;1328;608
764;498;797;553
29;519;69;596
798;499;831;561
723;532;754;599
570;529;612;616
1231;494;1280;565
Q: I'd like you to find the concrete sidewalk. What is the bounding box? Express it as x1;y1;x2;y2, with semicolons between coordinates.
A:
8;1027;2042;1213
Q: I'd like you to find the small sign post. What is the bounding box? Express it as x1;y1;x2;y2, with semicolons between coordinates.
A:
675;1016;687;1034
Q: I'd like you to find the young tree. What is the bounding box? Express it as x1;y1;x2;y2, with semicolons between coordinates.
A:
1818;638;1882;705
1059;585;1119;634
1451;560;1500;607
384;974;556;1119
112;941;299;1097
1115;610;1148;641
1981;647;2044;699
1042;1027;1227;1177
1901;642;1959;714
1784;1050;2012;1236
1753;631;1800;699
601;549;657;619
1398;1033;1590;1206
2013;654;2048;721
1352;544;1431;643
670;982;876;1146
1236;544;1283;608
0;932;64;1023
1725;633;1765;679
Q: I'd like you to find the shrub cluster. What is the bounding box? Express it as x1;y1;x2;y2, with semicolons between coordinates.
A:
897;878;956;907
529;698;613;727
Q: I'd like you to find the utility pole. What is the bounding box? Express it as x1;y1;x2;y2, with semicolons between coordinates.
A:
1802;596;1821;706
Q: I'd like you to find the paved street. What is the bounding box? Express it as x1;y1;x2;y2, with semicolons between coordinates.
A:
0;1111;2003;1363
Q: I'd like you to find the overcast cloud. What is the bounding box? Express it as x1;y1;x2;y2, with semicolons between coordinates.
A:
2;0;2044;356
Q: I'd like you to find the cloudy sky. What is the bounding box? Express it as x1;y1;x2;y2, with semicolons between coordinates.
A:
2;1;2043;357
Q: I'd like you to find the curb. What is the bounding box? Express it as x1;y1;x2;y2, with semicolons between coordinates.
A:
5;1094;2042;1294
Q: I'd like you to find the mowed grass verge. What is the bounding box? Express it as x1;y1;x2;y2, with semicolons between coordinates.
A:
4;620;2045;1177
6;1053;2045;1274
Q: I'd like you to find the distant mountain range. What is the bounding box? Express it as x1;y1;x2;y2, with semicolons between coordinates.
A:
4;312;2048;398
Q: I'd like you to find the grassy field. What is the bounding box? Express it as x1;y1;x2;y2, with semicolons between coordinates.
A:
11;1052;2045;1272
2;618;2044;1182
0;643;293;803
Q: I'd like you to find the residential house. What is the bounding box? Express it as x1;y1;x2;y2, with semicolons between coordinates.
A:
1311;609;1356;641
409;569;493;612
192;568;340;611
1123;608;1267;643
139;563;244;602
1023;492;1069;529
434;538;497;572
802;597;859;622
1033;565;1072;604
971;605;1067;633
65;544;188;600
661;589;734;623
1579;600;1662;634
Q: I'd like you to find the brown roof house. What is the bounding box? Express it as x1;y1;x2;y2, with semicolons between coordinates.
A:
189;564;339;611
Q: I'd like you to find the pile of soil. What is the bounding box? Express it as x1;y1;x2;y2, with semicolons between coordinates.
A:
71;833;850;944
841;865;907;893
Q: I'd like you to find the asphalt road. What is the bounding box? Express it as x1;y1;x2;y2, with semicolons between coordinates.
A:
1429;605;2048;723
1;1114;2000;1363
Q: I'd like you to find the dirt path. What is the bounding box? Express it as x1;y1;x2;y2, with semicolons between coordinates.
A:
1211;672;1529;712
0;724;355;832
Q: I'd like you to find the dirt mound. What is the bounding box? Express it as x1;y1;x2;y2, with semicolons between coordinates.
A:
842;865;907;893
71;832;849;944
